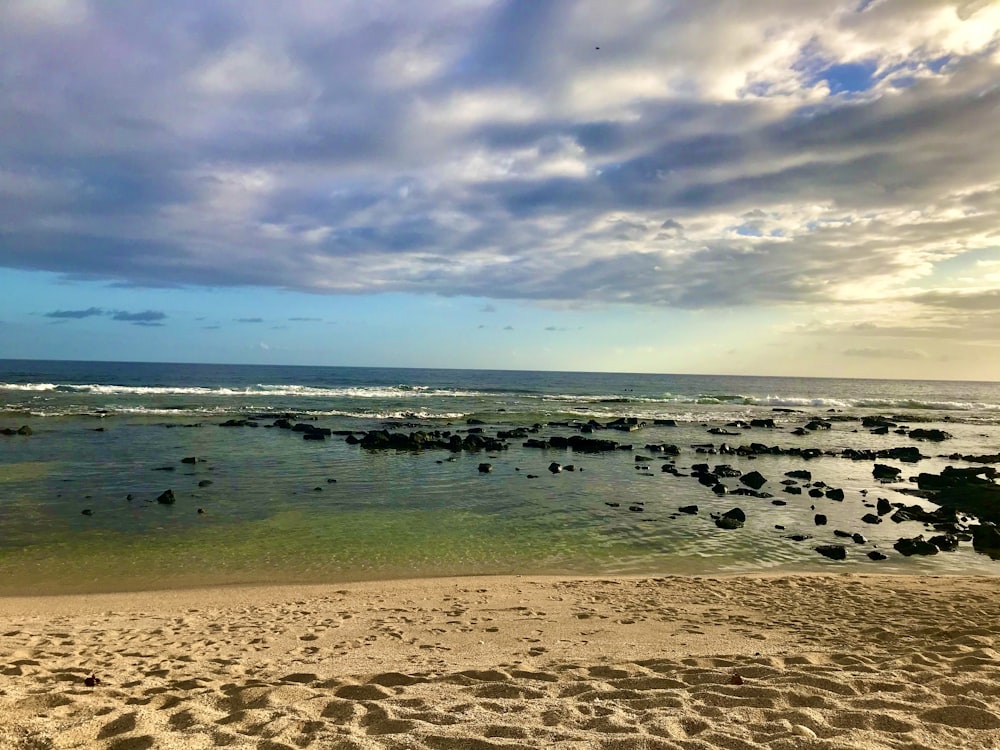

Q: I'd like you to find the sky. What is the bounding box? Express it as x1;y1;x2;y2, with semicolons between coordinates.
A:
1;0;999;380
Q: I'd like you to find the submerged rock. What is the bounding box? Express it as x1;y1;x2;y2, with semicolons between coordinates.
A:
815;544;846;560
156;489;176;505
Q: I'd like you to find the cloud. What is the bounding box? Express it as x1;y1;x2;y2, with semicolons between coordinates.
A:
843;347;928;360
236;317;264;323
0;0;998;340
480;304;497;313
288;316;322;321
111;310;167;323
44;307;104;319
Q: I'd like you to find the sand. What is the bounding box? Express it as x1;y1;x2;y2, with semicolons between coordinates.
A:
1;574;999;750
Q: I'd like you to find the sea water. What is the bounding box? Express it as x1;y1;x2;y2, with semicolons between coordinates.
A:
1;360;998;593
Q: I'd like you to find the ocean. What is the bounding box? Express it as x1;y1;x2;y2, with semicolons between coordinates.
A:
1;359;998;593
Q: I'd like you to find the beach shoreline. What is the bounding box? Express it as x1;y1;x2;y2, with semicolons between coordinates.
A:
3;573;1000;748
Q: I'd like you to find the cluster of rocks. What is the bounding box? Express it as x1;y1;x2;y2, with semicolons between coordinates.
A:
346;429;507;452
1;425;32;436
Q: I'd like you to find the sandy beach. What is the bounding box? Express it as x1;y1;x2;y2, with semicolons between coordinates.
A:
1;575;999;749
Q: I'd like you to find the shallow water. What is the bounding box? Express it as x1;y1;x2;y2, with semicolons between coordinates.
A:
1;361;998;593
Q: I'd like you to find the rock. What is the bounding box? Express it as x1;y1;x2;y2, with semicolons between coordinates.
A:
712;483;729;495
805;420;831;430
814;514;828;526
713;464;742;478
198;480;213;487
909;428;952;441
815;544;846;560
17;425;32;436
877;497;893;515
785;470;812;480
861;513;882;525
894;536;939;556
916;466;1000;525
740;471;767;490
715;507;746;530
851;533;867;544
786;534;812;542
929;534;959;552
678;505;699;514
81;508;93;516
873;463;901;480
548;462;562;474
833;529;852;538
867;551;888;561
478;463;493;473
971;524;1000;559
750;419;776;428
808;488;824;498
156;489;176;505
825;488;845;502
181;456;202;464
628;505;644;512
862;416;897;428
783;486;802;495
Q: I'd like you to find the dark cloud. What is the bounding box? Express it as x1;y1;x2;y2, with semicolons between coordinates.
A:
0;0;997;336
44;307;104;319
288;316;322;322
111;310;167;322
236;317;264;323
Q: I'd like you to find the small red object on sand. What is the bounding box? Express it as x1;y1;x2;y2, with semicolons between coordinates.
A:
730;673;744;685
84;674;101;687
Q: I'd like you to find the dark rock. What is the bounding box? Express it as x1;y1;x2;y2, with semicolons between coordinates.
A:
786;534;812;542
750;419;776;428
678;505;699;514
628;505;644;512
273;418;293;429
697;473;719;487
712;483;729;495
833;529;852;538
607;417;645;432
548;462;562;474
873;464;901;480
783;486;803;495
81;508;93;516
814;514;828;526
877;497;893;515
156;489;176;505
198;480;213;487
740;471;767;490
861;513;882;525
815;544;846;560
714;507;746;529
929;534;959;552
605;502;620;507
894;536;939;556
17;425;32;436
181;456;202;464
851;533;867;544
771;500;787;506
915;466;1000;525
862;416;897;428
870;426;890;435
971;524;1000;559
785;470;812;480
708;427;740;436
867;551;888;561
808;488;824;498
825;488;845;502
713;464;742;478
478;463;493;473
805;420;831;431
909;428;952;441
